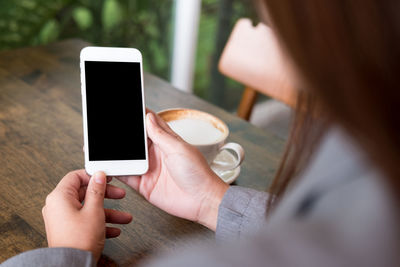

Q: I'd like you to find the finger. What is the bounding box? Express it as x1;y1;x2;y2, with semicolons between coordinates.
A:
79;184;125;202
79;185;124;202
56;169;91;195
83;171;107;212
116;176;141;191
145;107;154;114
153;113;180;137
78;186;87;202
145;109;171;134
105;209;132;224
147;137;153;148
146;113;185;152
105;184;126;199
106;227;121;238
145;109;178;137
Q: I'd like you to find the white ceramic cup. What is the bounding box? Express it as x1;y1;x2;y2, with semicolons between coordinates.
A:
158;108;244;171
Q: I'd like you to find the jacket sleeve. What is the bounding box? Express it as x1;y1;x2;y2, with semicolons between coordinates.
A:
0;247;95;267
216;186;270;242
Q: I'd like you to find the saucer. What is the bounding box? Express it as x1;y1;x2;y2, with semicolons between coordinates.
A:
210;150;241;184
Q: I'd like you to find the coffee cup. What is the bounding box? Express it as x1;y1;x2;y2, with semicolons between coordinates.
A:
157;108;244;171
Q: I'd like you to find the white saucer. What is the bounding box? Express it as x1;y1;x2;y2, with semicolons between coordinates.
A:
210;150;241;184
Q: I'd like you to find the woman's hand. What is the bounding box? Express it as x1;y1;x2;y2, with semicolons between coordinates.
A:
117;112;229;231
42;170;132;261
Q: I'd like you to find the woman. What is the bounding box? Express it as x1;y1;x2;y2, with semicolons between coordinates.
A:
2;0;400;266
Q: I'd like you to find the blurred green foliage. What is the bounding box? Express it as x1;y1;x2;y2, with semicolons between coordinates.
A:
0;0;256;110
0;0;173;81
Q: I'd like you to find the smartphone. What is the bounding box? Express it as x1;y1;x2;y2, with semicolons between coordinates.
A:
80;46;148;176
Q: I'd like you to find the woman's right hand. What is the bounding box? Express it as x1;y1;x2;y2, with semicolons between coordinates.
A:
117;112;229;231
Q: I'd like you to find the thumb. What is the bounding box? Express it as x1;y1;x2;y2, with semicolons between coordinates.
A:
146;113;184;151
83;171;106;212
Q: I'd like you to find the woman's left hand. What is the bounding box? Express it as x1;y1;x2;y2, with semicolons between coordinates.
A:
42;170;132;261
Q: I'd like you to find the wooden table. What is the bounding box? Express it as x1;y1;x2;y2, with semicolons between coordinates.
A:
0;39;285;266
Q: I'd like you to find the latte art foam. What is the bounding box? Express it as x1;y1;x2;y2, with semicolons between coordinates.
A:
167;118;224;145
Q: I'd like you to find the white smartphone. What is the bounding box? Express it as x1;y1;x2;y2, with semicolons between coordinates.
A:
80;46;148;176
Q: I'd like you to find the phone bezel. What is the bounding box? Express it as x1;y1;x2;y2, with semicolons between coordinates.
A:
80;46;148;176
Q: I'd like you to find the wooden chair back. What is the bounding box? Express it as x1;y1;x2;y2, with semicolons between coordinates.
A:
219;18;296;120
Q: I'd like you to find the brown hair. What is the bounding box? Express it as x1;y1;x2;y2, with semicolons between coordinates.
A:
262;0;400;210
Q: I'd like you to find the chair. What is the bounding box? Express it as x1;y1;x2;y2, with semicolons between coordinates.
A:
218;18;296;121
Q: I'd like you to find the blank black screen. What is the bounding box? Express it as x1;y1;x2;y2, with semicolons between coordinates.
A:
85;61;146;161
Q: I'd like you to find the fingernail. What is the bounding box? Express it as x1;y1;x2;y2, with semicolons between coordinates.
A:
93;172;105;184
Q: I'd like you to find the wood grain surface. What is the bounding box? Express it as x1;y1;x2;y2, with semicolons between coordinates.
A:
0;39;286;266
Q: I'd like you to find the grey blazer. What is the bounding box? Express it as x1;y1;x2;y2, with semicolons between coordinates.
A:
2;129;400;267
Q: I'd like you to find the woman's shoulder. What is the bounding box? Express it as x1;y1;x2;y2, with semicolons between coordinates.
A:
263;127;400;266
270;127;397;223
